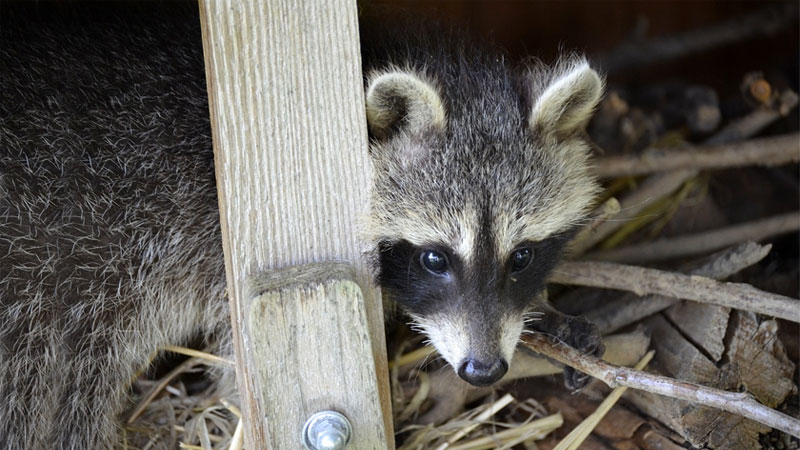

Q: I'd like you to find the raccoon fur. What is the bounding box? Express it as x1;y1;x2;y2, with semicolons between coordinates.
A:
1;4;228;449
361;18;605;387
1;3;603;449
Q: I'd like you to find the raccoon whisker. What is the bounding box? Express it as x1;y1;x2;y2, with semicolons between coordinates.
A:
416;351;442;372
404;349;441;383
522;310;544;325
519;329;572;349
600;215;655;223
405;255;416;280
408;323;428;336
613;197;659;215
406;318;427;334
518;330;534;344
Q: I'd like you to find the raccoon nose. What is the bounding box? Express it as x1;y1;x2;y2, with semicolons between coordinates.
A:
457;358;508;387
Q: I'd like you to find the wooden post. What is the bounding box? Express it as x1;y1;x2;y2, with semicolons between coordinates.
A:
247;263;388;449
198;1;393;448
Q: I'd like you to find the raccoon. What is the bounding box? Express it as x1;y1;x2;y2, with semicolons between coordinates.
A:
361;19;605;387
1;3;603;449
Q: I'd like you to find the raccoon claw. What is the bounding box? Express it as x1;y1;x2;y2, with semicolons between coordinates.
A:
564;366;592;391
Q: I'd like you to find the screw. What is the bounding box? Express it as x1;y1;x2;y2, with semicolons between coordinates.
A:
302;410;352;450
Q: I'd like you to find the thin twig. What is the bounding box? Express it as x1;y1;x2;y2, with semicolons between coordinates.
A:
160;345;234;366
585;242;773;334
448;414;563;450
127;357;203;424
592;133;800;178
521;333;800;438
389;345;437;370
551;260;800;323
580;88;797;252
705;90;798;145
587;212;798;264
553;351;654;450
229;420;244;450
434;394;515;450
578;169;697;252
569;197;621;255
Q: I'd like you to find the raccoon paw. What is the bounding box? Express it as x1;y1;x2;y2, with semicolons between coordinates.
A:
566;316;604;357
560;316;604;391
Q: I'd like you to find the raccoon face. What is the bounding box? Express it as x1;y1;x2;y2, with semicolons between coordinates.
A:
366;57;603;386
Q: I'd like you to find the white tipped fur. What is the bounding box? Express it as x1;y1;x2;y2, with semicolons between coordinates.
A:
409;312;469;370
366;52;604;388
366;206;480;263
492;137;600;259
528;57;604;137
410;311;524;373
365;69;447;139
456;217;477;263
489;57;604;259
500;314;525;365
366;56;603;263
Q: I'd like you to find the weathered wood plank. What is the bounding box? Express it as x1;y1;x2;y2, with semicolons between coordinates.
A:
247;263;387;449
198;1;393;447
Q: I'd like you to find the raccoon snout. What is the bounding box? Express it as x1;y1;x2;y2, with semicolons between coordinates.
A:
457;357;508;387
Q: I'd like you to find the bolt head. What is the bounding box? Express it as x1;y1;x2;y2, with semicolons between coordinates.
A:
302;410;352;450
317;430;346;450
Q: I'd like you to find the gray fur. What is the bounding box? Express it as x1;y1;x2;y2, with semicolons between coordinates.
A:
366;69;447;140
0;4;229;449
1;4;605;448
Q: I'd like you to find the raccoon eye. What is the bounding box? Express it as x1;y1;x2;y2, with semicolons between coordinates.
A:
421;250;448;274
510;248;533;272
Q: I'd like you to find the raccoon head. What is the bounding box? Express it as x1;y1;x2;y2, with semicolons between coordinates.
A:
366;56;603;386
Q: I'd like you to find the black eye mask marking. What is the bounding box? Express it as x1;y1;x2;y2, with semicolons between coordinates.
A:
503;231;575;309
375;230;575;316
376;240;462;315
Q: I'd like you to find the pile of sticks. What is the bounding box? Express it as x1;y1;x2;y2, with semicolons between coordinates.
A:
390;5;799;450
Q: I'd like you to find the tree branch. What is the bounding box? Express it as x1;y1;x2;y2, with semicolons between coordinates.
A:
585;241;772;334
591;133;800;178
577;169;697;252
520;333;800;438
587;212;799;264
550;260;800;323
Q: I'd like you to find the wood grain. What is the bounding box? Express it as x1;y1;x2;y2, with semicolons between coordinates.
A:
247;263;388;449
198;1;393;447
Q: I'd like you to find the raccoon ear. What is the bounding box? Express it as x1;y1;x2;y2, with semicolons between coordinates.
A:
365;70;446;140
528;59;603;137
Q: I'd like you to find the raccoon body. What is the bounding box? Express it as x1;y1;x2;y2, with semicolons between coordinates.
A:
0;4;228;449
1;4;603;449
